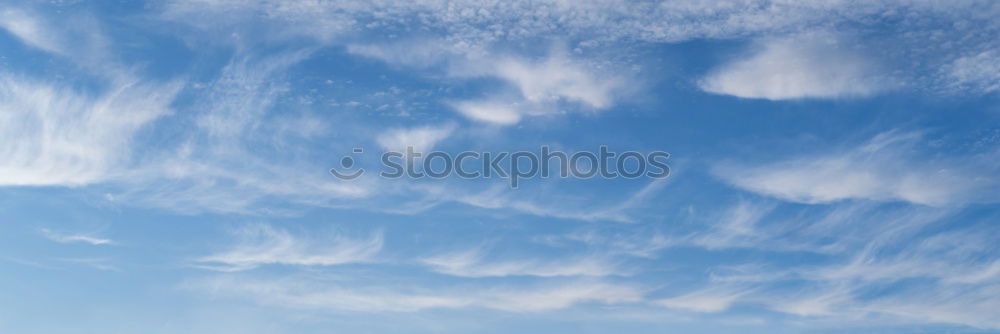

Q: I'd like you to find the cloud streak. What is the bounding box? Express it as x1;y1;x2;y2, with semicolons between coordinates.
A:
195;275;642;313
713;131;999;206
39;228;113;246
196;223;383;272
420;248;622;278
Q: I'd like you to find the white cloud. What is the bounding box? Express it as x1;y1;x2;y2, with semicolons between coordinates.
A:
163;0;998;97
195;223;383;272
0;8;63;54
109;52;374;214
420;248;621;278
0;7;179;187
942;50;1000;94
699;33;888;100
444;182;655;223
690;201;774;250
762;286;853;317
713;131;997;206
2;14;640;218
161;1;991;53
39;228;113;246
0;7;119;74
349;42;626;125
449;100;523;125
0;75;179;186
536;228;679;259
864;285;1000;329
656;288;749;313
377;123;455;153
346;39;455;68
801;221;1000;285
648;200;1000;329
448;52;625;125
58;257;119;271
195;275;642;313
489;54;619;109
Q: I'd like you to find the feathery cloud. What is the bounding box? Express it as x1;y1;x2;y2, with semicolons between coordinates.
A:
194;275;642;312
420;248;622;278
39;228;113;246
713;131;999;206
196;223;383;272
0;75;179;186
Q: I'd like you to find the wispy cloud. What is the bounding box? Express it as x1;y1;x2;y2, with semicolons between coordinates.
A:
647;199;1000;328
0;7;180;187
377;123;455;153
474;52;621;108
39;228;113;246
420;248;622;278
863;284;1000;329
195;223;383;272
713;131;999;206
689;201;775;250
656;287;751;313
0;8;64;54
58;258;119;271
434;179;669;223
448;100;525;125
1;11;367;213
346;39;454;69
0;75;179;186
350;42;628;125
162;0;998;96
0;7;128;75
447;50;628;125
194;275;642;313
110;51;373;214
2;3;998;331
942;50;1000;94
538;233;678;261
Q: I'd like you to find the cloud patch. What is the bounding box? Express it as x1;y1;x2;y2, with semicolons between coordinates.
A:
942;50;1000;94
349;42;627;125
377;123;455;153
699;33;889;100
448;52;625;125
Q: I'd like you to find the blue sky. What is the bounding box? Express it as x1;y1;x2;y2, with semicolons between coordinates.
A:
1;1;999;333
